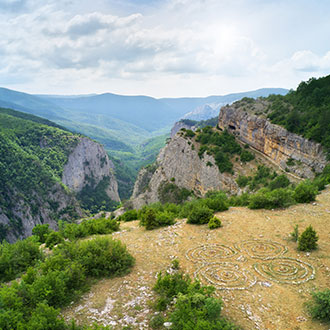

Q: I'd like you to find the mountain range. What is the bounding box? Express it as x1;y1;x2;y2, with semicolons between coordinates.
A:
0;87;288;198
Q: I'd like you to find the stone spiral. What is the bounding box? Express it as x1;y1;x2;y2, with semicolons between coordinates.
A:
195;262;257;290
186;244;237;263
253;258;315;284
235;239;287;260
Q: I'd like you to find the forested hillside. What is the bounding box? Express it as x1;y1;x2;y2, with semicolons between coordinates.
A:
267;75;330;158
0;108;119;241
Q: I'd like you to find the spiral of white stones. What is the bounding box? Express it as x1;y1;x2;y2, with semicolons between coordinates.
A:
186;244;237;263
194;262;257;290
234;239;287;260
253;257;315;284
186;239;315;290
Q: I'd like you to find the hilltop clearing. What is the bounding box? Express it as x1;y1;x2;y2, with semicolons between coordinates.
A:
63;187;330;330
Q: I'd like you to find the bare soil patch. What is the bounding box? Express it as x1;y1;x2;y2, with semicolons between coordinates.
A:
62;188;330;329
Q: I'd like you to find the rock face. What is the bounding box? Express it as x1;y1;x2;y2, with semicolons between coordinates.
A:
1;137;120;242
62;137;120;202
218;104;327;178
170;121;195;138
131;135;238;209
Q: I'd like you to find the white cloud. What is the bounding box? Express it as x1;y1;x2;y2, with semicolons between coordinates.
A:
0;0;330;96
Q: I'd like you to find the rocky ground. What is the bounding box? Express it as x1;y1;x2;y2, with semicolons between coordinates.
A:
62;187;330;330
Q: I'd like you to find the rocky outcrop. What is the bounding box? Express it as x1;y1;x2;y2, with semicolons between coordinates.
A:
131;135;239;209
218;103;328;178
0;183;82;242
1;137;120;242
62;137;120;202
170;121;195;138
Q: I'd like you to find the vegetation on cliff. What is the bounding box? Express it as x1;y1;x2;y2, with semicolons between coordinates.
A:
0;108;82;240
267;75;330;158
193;126;254;173
0;108;120;241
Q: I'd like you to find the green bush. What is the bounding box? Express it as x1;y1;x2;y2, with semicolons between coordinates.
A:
294;181;318;203
158;182;192;204
152;270;237;330
236;175;250;188
240;150;255;162
60;217;119;241
187;205;213;225
290;225;299;242
309;289;330;322
228;193;250;206
67;237;135;277
45;231;64;249
298;225;318;251
120;210;138;222
139;205;176;230
0;234;133;329
248;188;295;209
32;224;51;243
269;174;290;190
203;191;229;212
0;237;43;282
208;217;222;229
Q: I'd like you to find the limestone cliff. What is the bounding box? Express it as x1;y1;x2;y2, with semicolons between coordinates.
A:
62;137;120;203
218;101;327;178
131;134;239;209
1;136;120;242
170;121;195;138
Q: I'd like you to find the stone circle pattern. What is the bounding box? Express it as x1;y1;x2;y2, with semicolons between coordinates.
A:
186;244;237;263
195;262;257;290
234;239;287;260
186;239;315;290
253;257;315;284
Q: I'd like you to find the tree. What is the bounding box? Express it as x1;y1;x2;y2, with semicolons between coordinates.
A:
298;225;318;251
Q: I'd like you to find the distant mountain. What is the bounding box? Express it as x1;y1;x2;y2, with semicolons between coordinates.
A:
0;87;67;120
38;93;180;132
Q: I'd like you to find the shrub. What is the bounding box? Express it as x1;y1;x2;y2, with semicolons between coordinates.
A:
240;150;255;162
32;224;51;243
155;211;175;227
185;130;195;138
187;205;213;225
228;193;250;206
248;188;294;209
309;289;330;322
120;209;138;222
0;237;43;282
294;181;318;203
203;191;229;212
142;209;157;230
236;175;250;188
208;217;222;229
45;231;64;249
158;182;192;204
290;225;299;242
69;237;135;277
60;217;119;241
298;225;318;251
269;174;290;190
153;269;237;330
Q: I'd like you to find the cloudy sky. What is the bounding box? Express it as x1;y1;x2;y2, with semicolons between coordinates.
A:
1;0;330;97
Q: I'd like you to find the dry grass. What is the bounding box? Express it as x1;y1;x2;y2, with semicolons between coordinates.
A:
62;187;330;329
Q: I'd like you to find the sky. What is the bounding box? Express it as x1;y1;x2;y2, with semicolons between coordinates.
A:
0;0;330;98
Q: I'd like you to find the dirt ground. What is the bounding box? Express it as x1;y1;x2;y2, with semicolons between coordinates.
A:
62;187;330;330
